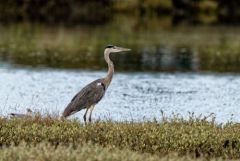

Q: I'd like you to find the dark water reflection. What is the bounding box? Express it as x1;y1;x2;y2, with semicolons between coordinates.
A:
0;20;240;72
0;45;198;71
110;46;198;71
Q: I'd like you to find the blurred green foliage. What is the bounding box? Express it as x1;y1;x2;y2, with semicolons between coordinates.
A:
0;0;112;24
0;0;240;24
0;143;160;161
2;143;240;161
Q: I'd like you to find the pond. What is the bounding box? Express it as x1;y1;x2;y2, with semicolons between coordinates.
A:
0;16;240;123
1;66;240;123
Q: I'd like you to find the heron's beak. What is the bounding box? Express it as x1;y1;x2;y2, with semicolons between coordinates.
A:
116;46;131;52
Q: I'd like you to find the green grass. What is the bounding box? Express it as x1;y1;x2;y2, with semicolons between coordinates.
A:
0;143;160;161
0;143;237;161
2;143;240;161
1;115;240;160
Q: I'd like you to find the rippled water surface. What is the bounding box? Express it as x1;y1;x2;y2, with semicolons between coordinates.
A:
1;66;240;123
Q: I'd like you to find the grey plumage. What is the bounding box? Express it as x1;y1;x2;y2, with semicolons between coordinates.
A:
62;45;131;123
62;79;105;117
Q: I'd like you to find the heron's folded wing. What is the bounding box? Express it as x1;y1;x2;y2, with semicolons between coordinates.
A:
69;79;105;110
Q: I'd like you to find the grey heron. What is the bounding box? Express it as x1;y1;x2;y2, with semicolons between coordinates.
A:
62;45;131;123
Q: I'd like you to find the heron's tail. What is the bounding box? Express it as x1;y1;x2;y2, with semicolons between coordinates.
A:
62;105;72;118
62;102;79;118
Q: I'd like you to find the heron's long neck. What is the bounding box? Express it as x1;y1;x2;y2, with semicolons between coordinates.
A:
104;50;114;87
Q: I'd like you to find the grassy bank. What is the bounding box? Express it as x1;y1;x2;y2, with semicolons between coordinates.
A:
2;143;240;161
0;143;160;161
1;115;240;159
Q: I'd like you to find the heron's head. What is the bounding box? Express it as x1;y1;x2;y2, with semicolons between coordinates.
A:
105;45;131;53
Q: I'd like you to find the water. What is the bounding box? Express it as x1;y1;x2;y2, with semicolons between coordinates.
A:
1;66;240;123
1;24;240;72
1;19;240;123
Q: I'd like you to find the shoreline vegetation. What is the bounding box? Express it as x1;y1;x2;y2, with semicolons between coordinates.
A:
1;114;240;160
1;1;240;72
0;0;240;25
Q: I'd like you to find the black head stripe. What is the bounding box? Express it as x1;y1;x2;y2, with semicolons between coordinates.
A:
105;44;114;49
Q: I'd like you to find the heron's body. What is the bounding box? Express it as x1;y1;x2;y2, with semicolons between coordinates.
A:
62;45;130;123
63;79;105;117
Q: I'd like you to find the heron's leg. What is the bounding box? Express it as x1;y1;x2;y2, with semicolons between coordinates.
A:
83;108;89;124
88;105;95;122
